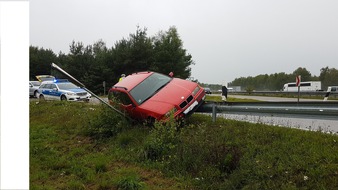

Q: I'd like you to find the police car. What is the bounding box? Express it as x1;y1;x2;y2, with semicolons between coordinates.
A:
38;79;91;101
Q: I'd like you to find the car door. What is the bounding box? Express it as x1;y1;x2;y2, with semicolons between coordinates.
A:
114;91;142;119
39;84;51;100
29;82;34;96
49;84;61;100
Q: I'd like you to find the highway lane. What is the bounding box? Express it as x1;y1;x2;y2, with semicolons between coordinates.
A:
228;95;335;102
215;112;338;134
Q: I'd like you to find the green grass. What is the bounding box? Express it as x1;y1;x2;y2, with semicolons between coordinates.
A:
205;95;261;102
30;101;338;189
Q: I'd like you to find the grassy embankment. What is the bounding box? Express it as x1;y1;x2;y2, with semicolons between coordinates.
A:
30;101;338;189
205;95;260;102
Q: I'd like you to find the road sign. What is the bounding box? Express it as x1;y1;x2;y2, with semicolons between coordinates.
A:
296;75;301;87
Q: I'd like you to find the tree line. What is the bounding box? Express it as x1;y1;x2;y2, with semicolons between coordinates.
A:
30;26;194;94
228;67;338;91
30;25;337;93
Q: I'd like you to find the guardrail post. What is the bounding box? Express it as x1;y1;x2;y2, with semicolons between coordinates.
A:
212;103;216;122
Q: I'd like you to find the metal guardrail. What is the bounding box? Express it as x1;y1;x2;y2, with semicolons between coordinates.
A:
227;91;338;96
196;101;338;121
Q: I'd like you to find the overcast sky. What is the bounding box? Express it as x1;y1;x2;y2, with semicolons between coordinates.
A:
30;0;338;84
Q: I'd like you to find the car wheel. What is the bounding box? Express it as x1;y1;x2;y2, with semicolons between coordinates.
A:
61;95;67;101
34;91;39;98
39;94;45;101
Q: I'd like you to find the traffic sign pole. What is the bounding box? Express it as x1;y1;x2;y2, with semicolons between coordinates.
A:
296;75;301;105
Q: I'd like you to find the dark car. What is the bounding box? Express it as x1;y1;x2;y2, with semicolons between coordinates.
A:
204;87;212;94
108;71;206;121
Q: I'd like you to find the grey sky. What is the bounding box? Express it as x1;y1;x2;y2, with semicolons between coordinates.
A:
30;0;338;84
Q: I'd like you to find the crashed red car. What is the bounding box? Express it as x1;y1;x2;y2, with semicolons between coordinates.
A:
108;71;206;121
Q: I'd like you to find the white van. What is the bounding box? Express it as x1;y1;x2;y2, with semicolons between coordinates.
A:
283;81;322;92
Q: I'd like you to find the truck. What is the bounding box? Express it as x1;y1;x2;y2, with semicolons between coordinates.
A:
282;81;322;92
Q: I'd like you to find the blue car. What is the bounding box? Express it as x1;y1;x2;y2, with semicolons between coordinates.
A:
38;80;91;101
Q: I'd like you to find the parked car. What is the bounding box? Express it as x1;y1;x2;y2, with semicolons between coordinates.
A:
29;81;41;98
38;80;91;101
108;71;206;121
204;87;212;94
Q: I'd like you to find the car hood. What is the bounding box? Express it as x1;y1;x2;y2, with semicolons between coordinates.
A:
139;78;198;114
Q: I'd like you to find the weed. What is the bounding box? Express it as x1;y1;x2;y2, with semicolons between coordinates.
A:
116;176;145;190
115;169;146;190
142;116;180;161
85;105;130;139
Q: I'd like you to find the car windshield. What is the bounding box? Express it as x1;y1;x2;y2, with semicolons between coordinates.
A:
57;83;79;90
130;73;172;105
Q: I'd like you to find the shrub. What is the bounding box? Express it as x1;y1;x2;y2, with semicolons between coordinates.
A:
116;176;145;190
85;106;130;139
143;115;180;161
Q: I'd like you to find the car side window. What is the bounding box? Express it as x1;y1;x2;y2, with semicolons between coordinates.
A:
112;91;133;106
45;84;52;89
50;84;57;89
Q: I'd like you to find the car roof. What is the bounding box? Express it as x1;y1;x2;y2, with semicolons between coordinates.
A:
113;71;153;91
40;79;70;85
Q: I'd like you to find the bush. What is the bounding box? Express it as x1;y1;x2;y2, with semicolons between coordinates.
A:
115;169;145;190
116;176;145;190
165;123;241;182
143;115;180;161
85;106;130;139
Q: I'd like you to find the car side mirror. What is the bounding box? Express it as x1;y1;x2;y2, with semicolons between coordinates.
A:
53;88;58;91
29;84;33;87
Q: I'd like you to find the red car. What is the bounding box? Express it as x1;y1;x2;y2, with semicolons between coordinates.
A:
108;71;206;121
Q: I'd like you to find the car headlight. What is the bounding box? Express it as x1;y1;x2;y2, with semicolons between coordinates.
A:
165;107;177;118
192;86;200;96
66;92;76;96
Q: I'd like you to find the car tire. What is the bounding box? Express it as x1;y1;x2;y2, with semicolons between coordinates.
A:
61;95;67;101
34;91;39;98
39;94;45;101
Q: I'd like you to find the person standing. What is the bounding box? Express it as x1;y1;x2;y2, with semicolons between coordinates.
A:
221;81;228;102
119;74;126;82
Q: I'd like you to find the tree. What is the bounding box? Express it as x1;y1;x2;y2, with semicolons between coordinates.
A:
29;46;57;80
319;67;338;90
152;26;194;79
30;26;197;93
292;67;312;82
112;26;154;76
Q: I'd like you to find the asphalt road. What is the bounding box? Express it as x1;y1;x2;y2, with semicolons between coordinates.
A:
228;94;334;102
